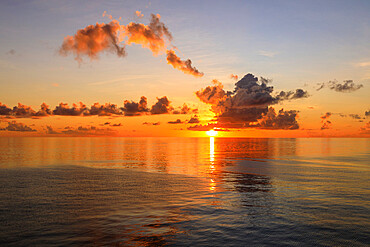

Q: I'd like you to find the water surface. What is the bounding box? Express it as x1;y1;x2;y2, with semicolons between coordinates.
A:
0;137;369;246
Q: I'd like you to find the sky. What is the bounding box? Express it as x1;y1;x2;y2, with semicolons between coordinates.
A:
0;0;369;137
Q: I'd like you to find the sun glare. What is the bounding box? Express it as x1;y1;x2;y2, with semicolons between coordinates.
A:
206;129;218;137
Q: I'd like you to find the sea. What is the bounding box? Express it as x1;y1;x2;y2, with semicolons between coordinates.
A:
0;137;369;246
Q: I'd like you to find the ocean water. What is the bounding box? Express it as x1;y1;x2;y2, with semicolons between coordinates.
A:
0;137;369;246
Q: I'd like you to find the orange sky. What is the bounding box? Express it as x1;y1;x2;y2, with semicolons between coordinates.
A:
0;2;369;137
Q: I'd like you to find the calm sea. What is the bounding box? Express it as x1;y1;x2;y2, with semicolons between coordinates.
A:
0;137;369;246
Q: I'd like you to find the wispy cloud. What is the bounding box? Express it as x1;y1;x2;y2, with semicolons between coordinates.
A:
354;61;370;67
258;50;278;58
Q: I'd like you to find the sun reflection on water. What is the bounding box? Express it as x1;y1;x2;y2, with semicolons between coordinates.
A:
209;137;216;191
209;137;215;164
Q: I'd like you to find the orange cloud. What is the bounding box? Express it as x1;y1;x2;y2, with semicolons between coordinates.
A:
124;14;172;55
166;50;204;77
59;21;125;63
60;13;203;77
135;11;144;18
230;74;238;80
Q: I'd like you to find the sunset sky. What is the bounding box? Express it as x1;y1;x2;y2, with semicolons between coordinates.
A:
0;0;369;137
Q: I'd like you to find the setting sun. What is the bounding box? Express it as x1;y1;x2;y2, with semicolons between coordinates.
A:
206;129;218;137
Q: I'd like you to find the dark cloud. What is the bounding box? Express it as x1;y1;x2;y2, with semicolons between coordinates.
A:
61;126;116;136
320;112;332;130
121;96;149;116
111;123;122;127
150;96;173;114
276;89;309;101
35;103;52;116
0;103;52;118
349;114;362;120
188;115;200;124
317;80;363;92
168;119;183;124
143;122;160;126
53;102;88;116
6;49;16;55
0;103;12;116
321;112;332;120
195;73;305;129
11;103;37;117
88;103;122;116
0;97;195;118
0;121;36;132
365;110;370;117
254;108;299;130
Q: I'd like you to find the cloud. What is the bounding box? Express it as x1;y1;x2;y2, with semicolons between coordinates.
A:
365;110;370;117
88;103;122;116
317;80;363;92
6;49;16;56
143;122;160;125
0;103;12;116
168;119;183;124
172;104;198;114
61;125;116;136
187;124;229;131
35;103;52;116
276;89;309;101
111;123;122;127
359;122;370;134
195;79;226;107
60;13;203;77
195;73;305;129
121;96;149;116
320;112;332;120
135;11;144;18
166;50;204;77
11;103;37;117
349;114;362;120
53;102;88;116
59;21;125;63
0;103;52;118
0;121;36;132
124;14;172;55
230;74;238;80
258;50;278;58
254;108;299;130
102;11;113;20
355;62;370;67
46;126;59;134
320;112;332;130
0;97;196;119
188;115;200;124
150;96;173;114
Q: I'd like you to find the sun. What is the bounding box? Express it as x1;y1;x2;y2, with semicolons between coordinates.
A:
206;129;218;137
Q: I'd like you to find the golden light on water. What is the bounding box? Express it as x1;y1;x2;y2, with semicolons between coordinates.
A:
209;137;215;163
209;137;216;191
206;129;218;137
